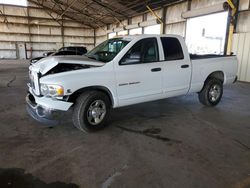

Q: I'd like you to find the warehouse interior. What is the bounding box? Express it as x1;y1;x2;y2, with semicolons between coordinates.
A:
0;0;250;81
0;0;249;188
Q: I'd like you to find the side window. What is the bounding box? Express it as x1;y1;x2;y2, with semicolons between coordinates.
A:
142;38;159;63
161;37;184;61
120;38;159;65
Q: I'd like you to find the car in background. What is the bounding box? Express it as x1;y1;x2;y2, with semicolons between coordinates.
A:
59;46;87;55
43;51;54;57
30;46;87;64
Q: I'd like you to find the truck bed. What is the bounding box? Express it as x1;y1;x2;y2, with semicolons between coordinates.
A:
190;54;235;60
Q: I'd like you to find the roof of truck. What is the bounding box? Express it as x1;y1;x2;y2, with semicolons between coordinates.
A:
116;34;183;41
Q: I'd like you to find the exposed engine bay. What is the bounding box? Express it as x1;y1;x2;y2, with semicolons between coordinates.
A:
45;63;96;75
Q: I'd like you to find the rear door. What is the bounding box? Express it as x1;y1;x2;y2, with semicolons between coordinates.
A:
115;37;164;106
161;37;192;96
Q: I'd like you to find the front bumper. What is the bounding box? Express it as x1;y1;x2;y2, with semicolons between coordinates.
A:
27;84;73;111
26;93;61;125
26;83;73;125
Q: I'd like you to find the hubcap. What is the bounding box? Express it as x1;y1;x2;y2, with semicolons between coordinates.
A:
209;84;221;102
87;100;106;125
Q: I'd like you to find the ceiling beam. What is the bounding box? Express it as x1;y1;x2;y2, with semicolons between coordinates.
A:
92;0;128;20
28;0;93;28
52;0;107;27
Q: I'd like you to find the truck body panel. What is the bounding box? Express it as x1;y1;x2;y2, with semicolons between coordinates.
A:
27;34;238;119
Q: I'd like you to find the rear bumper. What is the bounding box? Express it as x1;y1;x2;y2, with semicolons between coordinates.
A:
26;93;62;125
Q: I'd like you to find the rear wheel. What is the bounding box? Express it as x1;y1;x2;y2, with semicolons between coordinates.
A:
198;78;223;106
72;91;111;132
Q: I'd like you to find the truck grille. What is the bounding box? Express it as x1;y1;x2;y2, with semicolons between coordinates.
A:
29;71;35;89
29;70;40;95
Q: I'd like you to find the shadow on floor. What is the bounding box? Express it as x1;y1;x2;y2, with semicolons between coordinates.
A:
0;168;79;188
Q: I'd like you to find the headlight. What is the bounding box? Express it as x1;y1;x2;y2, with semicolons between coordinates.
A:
40;84;64;97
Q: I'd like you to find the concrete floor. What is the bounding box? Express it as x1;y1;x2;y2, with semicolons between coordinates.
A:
0;60;249;188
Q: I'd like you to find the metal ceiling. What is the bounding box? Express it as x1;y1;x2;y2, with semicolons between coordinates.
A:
27;0;184;28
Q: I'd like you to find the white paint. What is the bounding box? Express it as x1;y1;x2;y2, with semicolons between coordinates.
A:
29;34;238;111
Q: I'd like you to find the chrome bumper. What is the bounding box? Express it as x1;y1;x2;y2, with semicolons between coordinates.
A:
27;84;73;111
26;93;60;125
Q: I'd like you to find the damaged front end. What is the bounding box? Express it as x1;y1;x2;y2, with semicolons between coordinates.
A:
26;55;104;125
45;63;95;75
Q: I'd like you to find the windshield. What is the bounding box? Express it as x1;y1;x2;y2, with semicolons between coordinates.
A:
85;38;130;62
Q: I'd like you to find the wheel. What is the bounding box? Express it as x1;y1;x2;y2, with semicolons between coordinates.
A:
72;91;111;132
198;78;223;106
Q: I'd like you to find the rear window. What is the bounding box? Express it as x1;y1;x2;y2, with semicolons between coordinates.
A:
161;37;184;61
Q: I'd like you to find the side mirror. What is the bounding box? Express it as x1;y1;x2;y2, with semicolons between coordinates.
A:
121;52;141;65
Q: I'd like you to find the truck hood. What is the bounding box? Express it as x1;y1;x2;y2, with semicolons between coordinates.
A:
31;55;105;75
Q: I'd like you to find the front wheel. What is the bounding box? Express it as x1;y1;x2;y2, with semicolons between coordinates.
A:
72;91;111;132
198;78;223;106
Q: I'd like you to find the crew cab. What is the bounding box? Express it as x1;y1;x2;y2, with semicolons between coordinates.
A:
26;34;238;132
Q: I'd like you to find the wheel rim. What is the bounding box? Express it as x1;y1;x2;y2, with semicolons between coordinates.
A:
209;84;221;102
87;100;106;125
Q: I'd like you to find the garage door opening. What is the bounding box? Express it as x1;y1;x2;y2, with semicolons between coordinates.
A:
185;12;228;55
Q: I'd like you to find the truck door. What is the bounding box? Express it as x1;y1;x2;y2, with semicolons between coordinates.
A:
115;37;164;106
160;37;192;96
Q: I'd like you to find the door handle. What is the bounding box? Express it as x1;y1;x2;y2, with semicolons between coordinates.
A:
151;68;161;72
181;64;189;68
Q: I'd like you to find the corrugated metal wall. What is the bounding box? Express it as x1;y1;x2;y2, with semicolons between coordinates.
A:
232;0;250;82
232;33;250;82
0;3;95;59
165;1;187;36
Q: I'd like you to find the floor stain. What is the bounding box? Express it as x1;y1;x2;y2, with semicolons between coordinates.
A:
6;75;16;87
116;126;182;145
0;168;79;188
232;139;250;151
142;128;161;134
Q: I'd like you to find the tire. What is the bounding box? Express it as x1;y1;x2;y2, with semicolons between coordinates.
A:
72;91;111;132
198;78;223;106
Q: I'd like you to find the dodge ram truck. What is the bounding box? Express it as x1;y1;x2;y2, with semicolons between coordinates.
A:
26;34;238;132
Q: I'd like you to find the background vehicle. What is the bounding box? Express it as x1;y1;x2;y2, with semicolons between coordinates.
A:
30;46;88;64
59;46;87;55
26;35;238;132
43;51;54;57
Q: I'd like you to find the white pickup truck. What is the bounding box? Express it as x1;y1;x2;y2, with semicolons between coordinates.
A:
26;34;238;132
